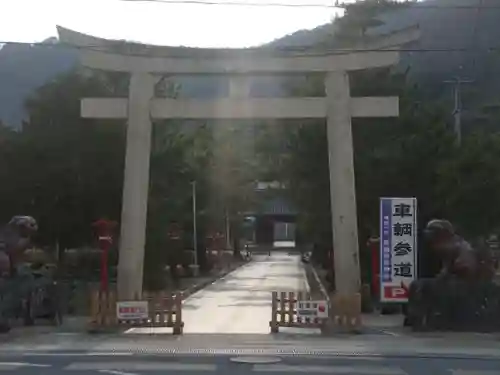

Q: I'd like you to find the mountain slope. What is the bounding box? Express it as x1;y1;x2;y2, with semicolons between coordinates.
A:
0;41;76;128
1;0;500;128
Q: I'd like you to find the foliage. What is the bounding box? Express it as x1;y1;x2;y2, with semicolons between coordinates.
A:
0;70;126;247
0;68;265;285
333;0;415;45
437;132;500;236
265;0;500;277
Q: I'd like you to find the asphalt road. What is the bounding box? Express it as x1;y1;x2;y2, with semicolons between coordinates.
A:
0;352;499;375
180;252;310;334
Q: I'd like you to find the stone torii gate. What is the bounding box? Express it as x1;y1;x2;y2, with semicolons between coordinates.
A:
58;26;418;302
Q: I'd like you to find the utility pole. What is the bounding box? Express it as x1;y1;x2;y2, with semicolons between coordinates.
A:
444;77;474;146
225;209;231;250
191;181;198;268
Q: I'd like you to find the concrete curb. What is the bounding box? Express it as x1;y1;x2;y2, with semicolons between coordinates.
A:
180;261;248;300
310;265;329;304
0;327;50;342
7;342;500;361
301;265;311;294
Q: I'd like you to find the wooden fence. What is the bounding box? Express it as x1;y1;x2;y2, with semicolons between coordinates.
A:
269;291;327;333
88;290;184;335
269;291;362;334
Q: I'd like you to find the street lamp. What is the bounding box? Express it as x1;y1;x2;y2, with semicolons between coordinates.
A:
191;181;199;276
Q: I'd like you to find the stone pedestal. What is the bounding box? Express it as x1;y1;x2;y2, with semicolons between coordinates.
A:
407;278;500;332
325;292;362;334
189;264;200;277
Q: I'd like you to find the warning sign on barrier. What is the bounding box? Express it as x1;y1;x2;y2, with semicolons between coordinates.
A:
297;300;328;319
116;301;149;320
270;292;329;333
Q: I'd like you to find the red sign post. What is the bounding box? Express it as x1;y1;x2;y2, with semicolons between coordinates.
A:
92;218;117;292
167;223;182;241
367;237;380;300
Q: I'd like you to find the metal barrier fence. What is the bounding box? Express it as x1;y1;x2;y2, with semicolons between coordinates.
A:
88;290;183;335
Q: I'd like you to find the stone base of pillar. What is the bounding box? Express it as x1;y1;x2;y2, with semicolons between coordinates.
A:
361;283;374;313
188;264;200;277
323;293;362;334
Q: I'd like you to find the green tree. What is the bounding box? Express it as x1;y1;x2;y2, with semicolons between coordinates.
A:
333;0;414;45
2;70;126;248
198;122;261;253
269;0;500;281
437;132;500;236
264;0;458;277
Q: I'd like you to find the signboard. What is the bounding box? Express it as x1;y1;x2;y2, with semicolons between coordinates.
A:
116;301;149;320
380;197;417;303
297;300;328;319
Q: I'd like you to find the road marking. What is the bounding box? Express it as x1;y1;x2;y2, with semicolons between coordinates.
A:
66;362;217;371
85;352;135;357
252;364;407;374
17;352;134;357
0;364;20;371
452;371;499;375
99;370;140;375
0;362;51;370
381;330;401;337
302;356;385;362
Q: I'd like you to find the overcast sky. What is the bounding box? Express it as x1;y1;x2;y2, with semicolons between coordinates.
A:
0;0;341;48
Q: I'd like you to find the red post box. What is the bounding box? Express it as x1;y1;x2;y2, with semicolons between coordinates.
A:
92;218;117;292
367;237;380;300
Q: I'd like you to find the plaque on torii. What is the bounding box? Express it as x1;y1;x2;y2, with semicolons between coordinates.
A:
57;26;419;301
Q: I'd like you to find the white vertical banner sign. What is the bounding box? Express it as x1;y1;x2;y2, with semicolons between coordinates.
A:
379;197;418;303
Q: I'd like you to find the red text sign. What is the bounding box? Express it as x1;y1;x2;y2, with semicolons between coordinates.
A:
116;301;148;320
383;285;408;300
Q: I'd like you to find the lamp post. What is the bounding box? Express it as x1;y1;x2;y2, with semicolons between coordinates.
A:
92;218;117;292
190;181;199;276
192;181;198;267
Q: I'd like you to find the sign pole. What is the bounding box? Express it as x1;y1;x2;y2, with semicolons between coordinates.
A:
92;219;117;293
100;237;111;292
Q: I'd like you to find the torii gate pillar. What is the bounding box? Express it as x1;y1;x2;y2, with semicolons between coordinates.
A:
326;71;360;295
117;73;158;299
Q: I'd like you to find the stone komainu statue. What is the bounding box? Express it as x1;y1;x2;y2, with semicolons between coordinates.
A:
0;216;61;330
0;216;38;276
406;219;499;331
423;219;495;281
